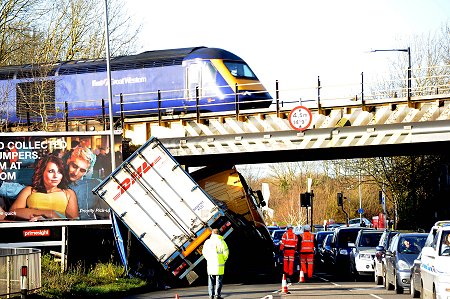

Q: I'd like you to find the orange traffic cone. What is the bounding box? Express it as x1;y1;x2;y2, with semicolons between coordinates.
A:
281;274;290;294
299;270;305;283
175;294;179;299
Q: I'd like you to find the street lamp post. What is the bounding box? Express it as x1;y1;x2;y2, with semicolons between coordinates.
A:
104;0;116;171
371;47;412;107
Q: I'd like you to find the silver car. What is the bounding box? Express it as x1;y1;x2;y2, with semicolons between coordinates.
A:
385;233;427;294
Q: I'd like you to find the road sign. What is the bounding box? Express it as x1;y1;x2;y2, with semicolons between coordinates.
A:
288;106;312;131
358;208;364;214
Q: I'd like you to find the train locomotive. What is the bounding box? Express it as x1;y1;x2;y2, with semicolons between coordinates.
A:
0;47;272;124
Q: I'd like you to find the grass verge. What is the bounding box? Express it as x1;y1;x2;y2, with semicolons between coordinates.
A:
28;254;149;298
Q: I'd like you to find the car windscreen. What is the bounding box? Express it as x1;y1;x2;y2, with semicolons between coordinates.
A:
317;233;331;244
338;230;360;247
439;231;450;256
397;236;426;254
273;231;286;240
358;233;382;247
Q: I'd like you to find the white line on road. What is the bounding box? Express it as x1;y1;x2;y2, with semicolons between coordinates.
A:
351;286;384;291
317;276;341;286
369;294;383;299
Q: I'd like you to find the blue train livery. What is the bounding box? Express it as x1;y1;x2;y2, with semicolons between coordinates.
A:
0;47;272;123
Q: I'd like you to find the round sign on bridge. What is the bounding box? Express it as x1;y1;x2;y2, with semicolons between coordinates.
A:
288;106;313;131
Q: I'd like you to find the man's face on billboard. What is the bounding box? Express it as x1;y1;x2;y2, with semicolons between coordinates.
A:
67;157;89;182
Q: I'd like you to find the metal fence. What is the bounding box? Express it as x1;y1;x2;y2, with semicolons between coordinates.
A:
0;248;41;298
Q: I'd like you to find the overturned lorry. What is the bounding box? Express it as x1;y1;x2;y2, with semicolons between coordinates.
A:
93;137;274;285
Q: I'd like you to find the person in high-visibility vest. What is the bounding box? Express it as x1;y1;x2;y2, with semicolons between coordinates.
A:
202;228;229;299
280;225;298;282
299;224;315;279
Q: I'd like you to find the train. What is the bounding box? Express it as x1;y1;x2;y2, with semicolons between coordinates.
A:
0;47;272;124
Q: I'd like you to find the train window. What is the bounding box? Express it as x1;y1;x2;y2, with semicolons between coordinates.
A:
16;80;56;118
223;61;257;79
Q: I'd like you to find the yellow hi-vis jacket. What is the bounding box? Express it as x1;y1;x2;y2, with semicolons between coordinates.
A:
202;233;229;275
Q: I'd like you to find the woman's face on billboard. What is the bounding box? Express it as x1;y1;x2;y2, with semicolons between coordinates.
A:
43;161;63;190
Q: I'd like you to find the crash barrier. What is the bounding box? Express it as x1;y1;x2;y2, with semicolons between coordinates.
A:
0;248;41;298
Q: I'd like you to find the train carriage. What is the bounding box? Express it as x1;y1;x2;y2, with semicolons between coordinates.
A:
0;47;272;124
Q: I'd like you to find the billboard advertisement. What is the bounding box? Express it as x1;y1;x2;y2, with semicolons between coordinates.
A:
0;131;122;224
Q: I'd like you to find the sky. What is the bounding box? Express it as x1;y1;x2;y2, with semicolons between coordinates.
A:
124;0;449;102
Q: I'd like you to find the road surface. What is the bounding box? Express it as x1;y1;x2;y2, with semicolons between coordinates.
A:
121;272;413;299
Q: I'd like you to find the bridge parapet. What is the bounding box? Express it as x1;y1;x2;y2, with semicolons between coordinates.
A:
139;95;450;141
127;94;450;166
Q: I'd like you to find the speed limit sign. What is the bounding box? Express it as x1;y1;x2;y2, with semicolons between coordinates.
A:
288;106;312;131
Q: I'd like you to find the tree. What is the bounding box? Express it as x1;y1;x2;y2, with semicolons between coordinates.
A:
369;21;450;99
1;0;140;66
0;0;141;131
355;156;445;229
0;0;44;65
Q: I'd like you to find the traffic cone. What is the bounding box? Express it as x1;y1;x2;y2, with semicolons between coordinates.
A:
281;274;290;294
299;270;305;283
175;294;179;299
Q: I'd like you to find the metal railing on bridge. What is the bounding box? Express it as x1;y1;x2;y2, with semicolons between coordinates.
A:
2;64;449;132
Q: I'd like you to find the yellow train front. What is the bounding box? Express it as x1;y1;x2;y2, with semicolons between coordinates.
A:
182;47;273;112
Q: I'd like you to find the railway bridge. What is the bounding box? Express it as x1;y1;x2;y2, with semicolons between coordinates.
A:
122;92;450;167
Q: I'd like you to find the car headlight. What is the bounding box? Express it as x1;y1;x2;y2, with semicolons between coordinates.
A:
339;249;348;255
359;253;372;259
397;260;410;270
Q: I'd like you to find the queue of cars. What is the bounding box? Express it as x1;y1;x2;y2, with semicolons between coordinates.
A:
268;220;450;299
312;221;448;298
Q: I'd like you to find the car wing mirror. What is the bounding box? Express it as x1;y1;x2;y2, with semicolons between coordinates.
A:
375;245;385;252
